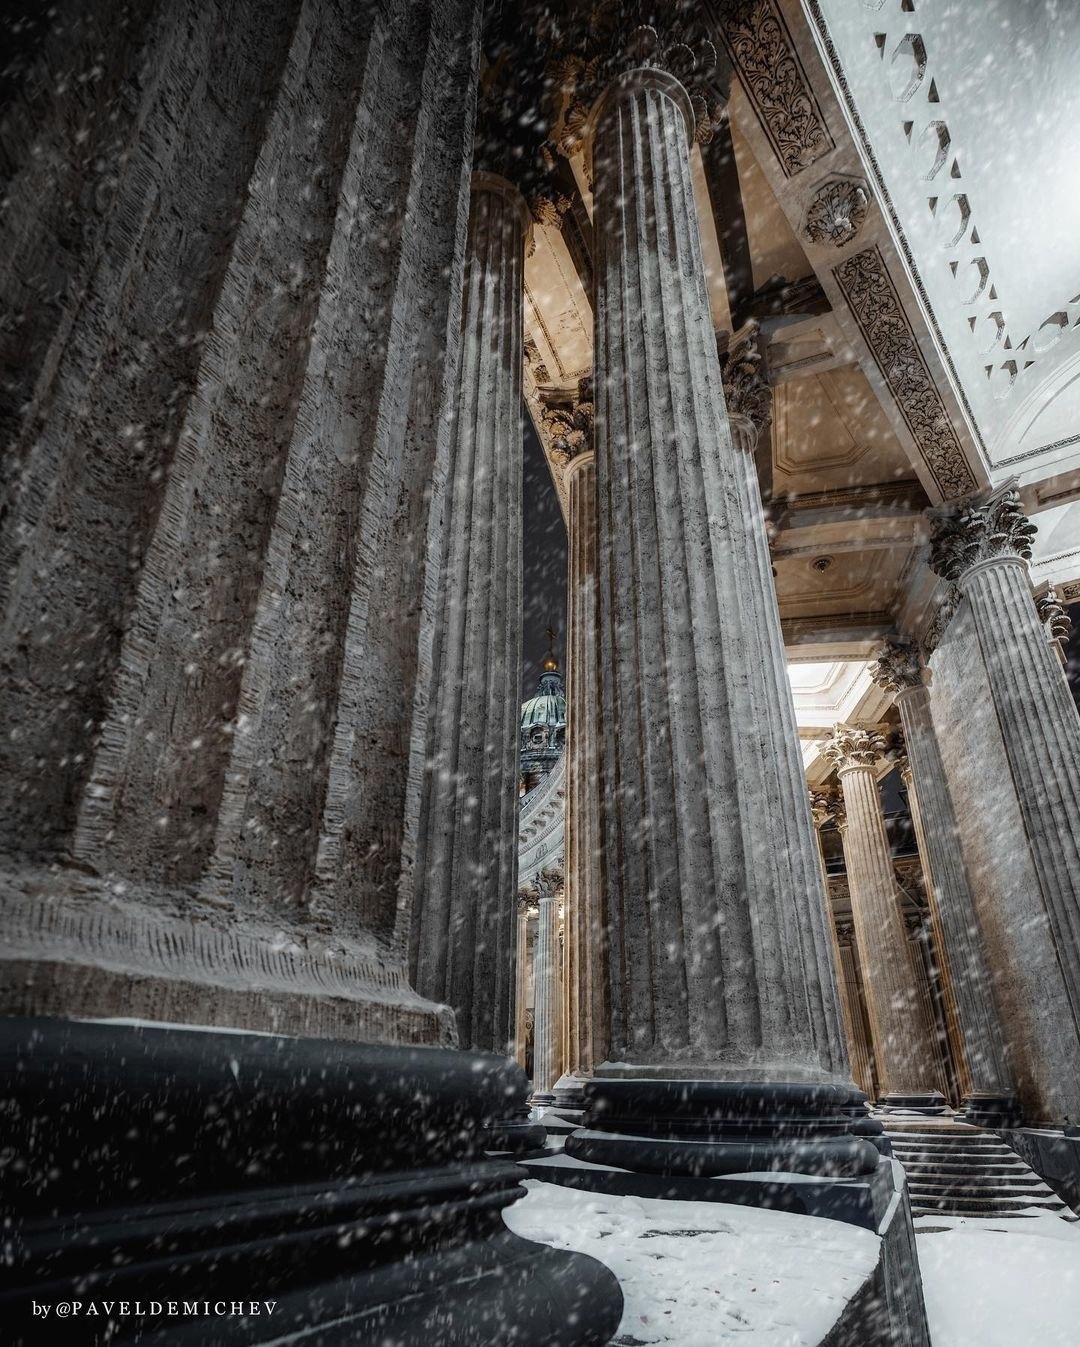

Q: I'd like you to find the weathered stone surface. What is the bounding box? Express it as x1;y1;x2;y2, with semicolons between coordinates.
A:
410;173;527;1053
563;448;607;1078
872;642;1015;1105
927;487;1080;1121
589;67;847;1081
824;727;939;1098
0;0;484;1043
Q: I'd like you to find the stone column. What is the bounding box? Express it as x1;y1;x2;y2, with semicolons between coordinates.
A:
871;641;1016;1123
410;172;528;1053
836;920;877;1100
557;39;867;1179
927;484;1080;1122
514;890;533;1069
0;0;485;1043
824;727;944;1109
550;387;607;1091
531;866;563;1105
809;791;867;1098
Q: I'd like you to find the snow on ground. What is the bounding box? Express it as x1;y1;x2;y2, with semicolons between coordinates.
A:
503;1179;879;1346
916;1216;1080;1347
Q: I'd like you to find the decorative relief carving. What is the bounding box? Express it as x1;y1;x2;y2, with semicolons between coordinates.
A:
718;321;772;433
870;639;924;696
1036;585;1073;647
804;177;869;248
833;247;976;499
541;377;595;467
546;2;726;156
809;788;843;830
823;724;888;772
715;0;833;175
921;585;960;657
927;485;1036;583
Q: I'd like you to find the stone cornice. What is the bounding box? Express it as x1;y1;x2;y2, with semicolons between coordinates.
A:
928;484;1037;584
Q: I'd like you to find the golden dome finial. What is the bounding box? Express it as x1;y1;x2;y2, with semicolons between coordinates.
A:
542;625;559;672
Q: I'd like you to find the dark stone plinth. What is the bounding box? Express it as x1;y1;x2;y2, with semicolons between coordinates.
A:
1;1018;623;1346
877;1092;950;1115
962;1092;1021;1128
484;1103;549;1154
563;1079;881;1178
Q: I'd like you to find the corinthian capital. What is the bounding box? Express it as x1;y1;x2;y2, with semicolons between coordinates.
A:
544;1;725;158
809;788;843;831
718;321;772;436
870;639;924;697
928;485;1037;584
537;864;564;901
540;378;595;467
1036;585;1073;647
823;724;888;773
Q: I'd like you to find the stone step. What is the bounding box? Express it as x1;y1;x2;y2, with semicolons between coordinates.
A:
883;1147;1012;1158
899;1162;1029;1175
909;1183;1056;1200
904;1175;1055;1192
912;1198;1067;1216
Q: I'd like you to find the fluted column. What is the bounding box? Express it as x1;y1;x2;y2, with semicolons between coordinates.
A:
809;791;867;1096
0;0;484;1042
555;393;608;1084
584;66;847;1086
927;484;1080;1121
410;173;528;1053
514;891;533;1069
836;921;877;1099
532;866;563;1103
871;642;1015;1120
824;727;942;1106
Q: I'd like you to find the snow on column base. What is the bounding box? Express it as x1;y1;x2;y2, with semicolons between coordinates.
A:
1;1017;624;1346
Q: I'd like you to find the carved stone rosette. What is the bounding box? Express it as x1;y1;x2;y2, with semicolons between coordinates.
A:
928;485;1037;585
804;178;869;248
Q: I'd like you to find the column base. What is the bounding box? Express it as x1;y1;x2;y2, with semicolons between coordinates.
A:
551;1071;588;1119
2;1017;623;1346
563;1079;881;1178
961;1091;1022;1128
877;1091;951;1115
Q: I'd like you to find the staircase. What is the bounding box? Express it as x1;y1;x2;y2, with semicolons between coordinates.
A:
882;1118;1076;1220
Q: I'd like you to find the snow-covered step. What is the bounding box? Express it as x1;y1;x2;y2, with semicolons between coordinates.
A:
881;1119;1074;1221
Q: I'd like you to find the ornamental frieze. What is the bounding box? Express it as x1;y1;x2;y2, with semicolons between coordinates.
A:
713;0;833;175
833;247;976;500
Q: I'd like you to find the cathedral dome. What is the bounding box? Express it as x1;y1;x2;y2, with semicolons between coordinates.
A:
520;669;566;732
519;630;566;796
